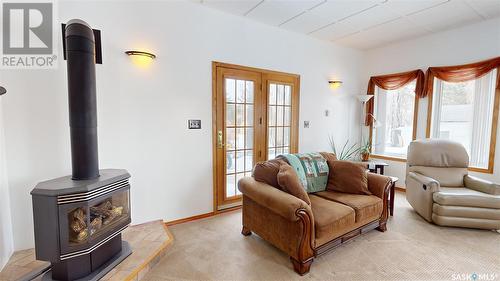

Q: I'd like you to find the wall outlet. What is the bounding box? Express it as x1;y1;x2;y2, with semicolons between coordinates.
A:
188;119;201;129
304;121;310;128
325;109;330;117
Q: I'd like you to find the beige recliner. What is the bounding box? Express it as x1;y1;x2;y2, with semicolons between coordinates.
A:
406;139;500;230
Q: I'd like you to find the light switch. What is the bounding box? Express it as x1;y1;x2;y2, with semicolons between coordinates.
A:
188;119;201;129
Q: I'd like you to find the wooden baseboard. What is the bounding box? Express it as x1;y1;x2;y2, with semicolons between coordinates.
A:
395;187;406;192
165;206;241;226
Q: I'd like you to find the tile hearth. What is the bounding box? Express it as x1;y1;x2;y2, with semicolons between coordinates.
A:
0;220;173;281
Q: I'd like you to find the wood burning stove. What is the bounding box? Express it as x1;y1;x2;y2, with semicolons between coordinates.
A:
30;19;132;281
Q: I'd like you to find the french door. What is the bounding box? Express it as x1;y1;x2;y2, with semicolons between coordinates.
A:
213;62;299;211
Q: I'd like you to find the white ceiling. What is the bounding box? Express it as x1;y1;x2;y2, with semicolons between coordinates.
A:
195;0;500;50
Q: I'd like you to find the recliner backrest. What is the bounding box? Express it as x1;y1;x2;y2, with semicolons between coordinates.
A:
407;139;469;187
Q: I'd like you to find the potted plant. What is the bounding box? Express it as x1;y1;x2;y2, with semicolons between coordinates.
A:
359;139;372;161
328;136;360;160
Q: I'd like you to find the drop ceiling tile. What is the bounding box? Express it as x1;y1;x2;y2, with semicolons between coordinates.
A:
465;0;500;19
335;17;429;49
246;0;324;26
338;3;401;31
333;31;386;49
407;0;482;32
281;0;380;34
311;22;358;41
202;0;262;16
383;0;449;16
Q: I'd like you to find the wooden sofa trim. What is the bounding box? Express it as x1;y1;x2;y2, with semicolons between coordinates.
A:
290;209;314;275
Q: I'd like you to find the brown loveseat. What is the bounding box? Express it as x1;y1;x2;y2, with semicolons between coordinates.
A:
238;154;392;275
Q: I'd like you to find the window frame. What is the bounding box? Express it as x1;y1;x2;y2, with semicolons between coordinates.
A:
369;81;420;163
425;73;500;174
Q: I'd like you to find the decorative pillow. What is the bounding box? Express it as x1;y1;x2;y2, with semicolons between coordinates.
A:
277;164;311;205
280;152;329;193
252;158;287;188
326;160;371;195
319;152;338;163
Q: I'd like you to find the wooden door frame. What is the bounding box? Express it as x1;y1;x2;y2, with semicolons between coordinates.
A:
212;61;300;212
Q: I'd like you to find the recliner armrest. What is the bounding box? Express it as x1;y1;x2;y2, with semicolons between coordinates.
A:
464;175;500;195
238;177;312;222
407;172;440;192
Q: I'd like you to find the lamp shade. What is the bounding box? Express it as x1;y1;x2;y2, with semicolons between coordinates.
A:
357;95;373;103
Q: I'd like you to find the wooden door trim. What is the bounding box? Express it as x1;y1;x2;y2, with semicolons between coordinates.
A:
212;61;300;212
213;61;300;79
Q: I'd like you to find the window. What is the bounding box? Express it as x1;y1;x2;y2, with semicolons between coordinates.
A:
429;69;497;170
372;80;417;159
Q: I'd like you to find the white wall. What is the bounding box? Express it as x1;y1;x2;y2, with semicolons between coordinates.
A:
0;97;14;270
0;0;363;250
363;17;500;186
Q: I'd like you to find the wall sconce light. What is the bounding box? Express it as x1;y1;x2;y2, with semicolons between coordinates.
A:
328;80;342;89
125;50;156;68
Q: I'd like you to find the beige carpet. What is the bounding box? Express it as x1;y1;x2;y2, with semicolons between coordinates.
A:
144;193;500;280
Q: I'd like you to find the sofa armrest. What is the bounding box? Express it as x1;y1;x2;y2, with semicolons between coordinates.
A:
407;172;440;192
367;172;391;199
464;175;500;195
238;177;311;222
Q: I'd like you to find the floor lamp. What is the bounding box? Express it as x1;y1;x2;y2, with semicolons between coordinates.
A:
357;95;374;143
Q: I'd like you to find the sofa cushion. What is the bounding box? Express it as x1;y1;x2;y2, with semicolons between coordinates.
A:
433;187;500;209
309;195;355;244
277;164;311;205
326;160;371;195
252;158;287;188
315;191;383;223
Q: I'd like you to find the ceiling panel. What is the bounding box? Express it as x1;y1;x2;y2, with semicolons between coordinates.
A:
201;0;262;16
280;0;380;34
407;0;482;32
338;3;401;31
465;0;500;19
383;0;449;16
195;0;494;50
311;22;358;41
336;17;429;49
246;0;324;26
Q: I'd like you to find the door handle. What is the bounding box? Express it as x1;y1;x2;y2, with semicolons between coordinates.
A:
217;130;225;149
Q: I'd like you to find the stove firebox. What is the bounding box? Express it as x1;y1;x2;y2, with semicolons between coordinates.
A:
30;19;132;281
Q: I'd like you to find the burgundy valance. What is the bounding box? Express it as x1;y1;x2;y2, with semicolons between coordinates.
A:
365;69;425;126
423;56;500;98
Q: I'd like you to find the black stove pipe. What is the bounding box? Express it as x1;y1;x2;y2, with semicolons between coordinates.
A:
64;19;99;180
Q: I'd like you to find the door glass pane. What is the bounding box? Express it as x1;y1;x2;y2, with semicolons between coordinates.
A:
246;105;253;126
226;104;235;126
226;79;235;103
246;81;254;103
236;80;245;103
236;104;244;126
236;151;244;173
268;82;293;160
284;85;291;105
226;174;235;197
225;78;254;199
269;84;276;105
